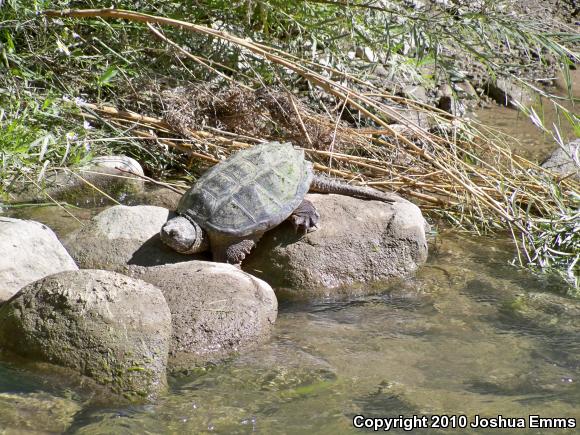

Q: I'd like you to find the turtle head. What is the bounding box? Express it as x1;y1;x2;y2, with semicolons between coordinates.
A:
160;216;209;254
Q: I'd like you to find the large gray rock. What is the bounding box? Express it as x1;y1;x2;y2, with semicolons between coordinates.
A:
127;261;277;369
541;139;579;180
0;269;171;400
64;205;197;270
437;84;466;117
243;194;428;299
0;217;78;302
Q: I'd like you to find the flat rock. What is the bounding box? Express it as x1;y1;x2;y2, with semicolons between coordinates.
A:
243;193;429;299
127;261;278;370
0;217;78;302
0;269;171;400
541;139;579;180
64;205;198;270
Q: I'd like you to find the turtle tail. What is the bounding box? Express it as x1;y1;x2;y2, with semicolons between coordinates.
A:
309;175;396;203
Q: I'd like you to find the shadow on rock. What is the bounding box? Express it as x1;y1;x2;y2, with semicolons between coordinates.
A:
127;233;208;267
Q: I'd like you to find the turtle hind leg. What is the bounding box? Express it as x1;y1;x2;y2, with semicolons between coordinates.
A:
288;199;320;235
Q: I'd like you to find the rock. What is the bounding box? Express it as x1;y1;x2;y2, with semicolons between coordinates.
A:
88;155;144;177
0;391;81;433
355;46;378;63
541;139;579;180
0;218;78;302
6;155;144;205
372;64;390;78
64;205;197;270
390;107;430;130
243;194;428;299
402;85;429;104
0;269;171;399
437;84;466;117
454;80;479;99
127;261;277;369
130;186;182;210
484;78;535;108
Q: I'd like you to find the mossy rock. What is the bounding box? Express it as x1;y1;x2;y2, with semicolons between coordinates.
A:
0;269;171;400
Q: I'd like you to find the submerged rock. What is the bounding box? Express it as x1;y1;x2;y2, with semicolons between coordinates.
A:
541;139;579;180
64;205;197;270
0;217;78;302
0;391;81;433
0;269;171;400
243;193;428;299
127;261;277;370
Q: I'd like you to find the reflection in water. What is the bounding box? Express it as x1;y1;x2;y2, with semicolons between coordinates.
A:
0;226;578;434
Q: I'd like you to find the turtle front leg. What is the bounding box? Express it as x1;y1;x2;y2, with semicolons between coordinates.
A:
288;199;320;235
209;234;261;266
225;239;256;265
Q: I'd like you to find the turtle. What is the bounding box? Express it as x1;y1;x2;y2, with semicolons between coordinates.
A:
160;141;397;265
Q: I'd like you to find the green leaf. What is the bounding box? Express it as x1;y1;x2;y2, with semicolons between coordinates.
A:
98;66;119;86
3;30;15;53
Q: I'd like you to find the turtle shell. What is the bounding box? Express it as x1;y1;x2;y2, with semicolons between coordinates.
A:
177;142;313;237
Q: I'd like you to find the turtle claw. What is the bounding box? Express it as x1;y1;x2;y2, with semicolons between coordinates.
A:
289;199;320;236
225;239;256;265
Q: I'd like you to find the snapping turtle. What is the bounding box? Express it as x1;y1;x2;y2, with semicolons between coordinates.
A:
160;142;396;264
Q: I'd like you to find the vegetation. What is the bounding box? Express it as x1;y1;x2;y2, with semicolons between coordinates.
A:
0;1;578;288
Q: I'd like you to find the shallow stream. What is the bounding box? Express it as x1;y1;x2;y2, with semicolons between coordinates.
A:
1;204;579;434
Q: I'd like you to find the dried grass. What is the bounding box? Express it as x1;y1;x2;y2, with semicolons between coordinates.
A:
43;8;579;283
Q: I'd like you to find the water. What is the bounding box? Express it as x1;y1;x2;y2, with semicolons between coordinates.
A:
470;69;579;163
0;217;578;433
